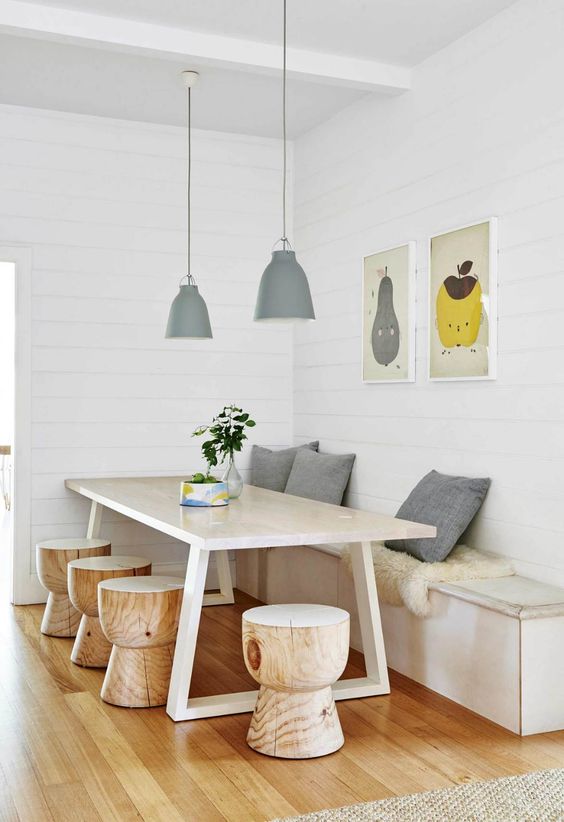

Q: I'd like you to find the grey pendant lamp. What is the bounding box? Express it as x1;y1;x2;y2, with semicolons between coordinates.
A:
254;0;315;322
165;71;212;339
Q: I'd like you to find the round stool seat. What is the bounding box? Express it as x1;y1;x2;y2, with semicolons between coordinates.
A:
67;555;151;668
99;576;184;595
243;603;350;759
244;603;349;628
98;576;184;708
68;555;152;615
37;538;110;552
36;537;111;637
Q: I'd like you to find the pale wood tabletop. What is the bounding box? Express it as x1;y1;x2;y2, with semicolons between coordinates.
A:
65;476;436;550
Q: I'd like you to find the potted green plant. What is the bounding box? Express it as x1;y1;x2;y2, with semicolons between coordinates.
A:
192;404;256;498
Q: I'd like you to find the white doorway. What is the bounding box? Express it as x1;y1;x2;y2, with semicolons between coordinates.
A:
0;261;15;602
0;261;16;602
0;248;32;605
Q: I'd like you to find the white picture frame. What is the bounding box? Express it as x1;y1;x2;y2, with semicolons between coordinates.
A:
428;217;498;382
361;241;416;384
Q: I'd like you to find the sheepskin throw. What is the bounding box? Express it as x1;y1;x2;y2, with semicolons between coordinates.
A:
342;543;514;617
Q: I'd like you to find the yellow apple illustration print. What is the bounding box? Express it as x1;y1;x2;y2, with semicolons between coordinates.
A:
436;259;482;349
429;219;495;379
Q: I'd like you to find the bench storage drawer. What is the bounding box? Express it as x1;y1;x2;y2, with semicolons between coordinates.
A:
382;577;564;735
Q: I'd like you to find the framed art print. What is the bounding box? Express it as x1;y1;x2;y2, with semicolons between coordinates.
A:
428;218;497;381
362;242;416;383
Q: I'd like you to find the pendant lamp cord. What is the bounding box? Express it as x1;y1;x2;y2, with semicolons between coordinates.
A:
282;0;288;250
187;85;192;280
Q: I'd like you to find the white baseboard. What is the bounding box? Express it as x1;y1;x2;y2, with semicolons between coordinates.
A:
13;572;47;605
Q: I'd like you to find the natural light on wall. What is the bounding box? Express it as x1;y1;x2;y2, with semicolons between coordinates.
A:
0;262;15;447
0;261;15;566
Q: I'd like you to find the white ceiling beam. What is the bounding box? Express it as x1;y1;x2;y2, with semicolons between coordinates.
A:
0;0;411;93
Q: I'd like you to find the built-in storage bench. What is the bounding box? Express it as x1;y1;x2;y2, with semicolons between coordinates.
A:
384;575;564;735
236;545;564;736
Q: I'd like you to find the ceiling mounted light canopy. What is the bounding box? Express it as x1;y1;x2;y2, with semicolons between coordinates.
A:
254;0;315;323
165;70;212;339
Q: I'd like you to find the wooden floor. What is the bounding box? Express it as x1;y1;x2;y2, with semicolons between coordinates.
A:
3;590;564;822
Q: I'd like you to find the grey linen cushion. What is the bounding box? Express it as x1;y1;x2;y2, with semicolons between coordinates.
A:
386;469;491;562
251;442;319;492
284;449;356;506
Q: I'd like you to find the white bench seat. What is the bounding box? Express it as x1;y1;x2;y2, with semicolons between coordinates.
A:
432;576;564;619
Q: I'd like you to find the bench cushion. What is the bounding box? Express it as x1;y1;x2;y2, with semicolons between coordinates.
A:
250;442;319;492
385;470;491;562
285;449;356;505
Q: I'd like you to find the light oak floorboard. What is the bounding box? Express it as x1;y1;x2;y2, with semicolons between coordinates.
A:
0;766;19;822
65;691;185;822
3;589;564;820
41;783;101;822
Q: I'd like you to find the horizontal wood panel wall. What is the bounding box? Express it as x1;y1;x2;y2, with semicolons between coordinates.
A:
293;0;564;584
0;104;292;600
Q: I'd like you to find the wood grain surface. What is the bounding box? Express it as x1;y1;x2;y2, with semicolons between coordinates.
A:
243;608;349;758
36;541;111;637
68;557;152;668
98;577;183;707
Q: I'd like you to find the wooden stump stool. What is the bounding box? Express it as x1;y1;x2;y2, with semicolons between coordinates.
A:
98;576;184;708
243;603;350;759
36;538;111;637
68;555;152;668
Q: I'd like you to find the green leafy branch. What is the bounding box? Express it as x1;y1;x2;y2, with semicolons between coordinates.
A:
192;404;256;477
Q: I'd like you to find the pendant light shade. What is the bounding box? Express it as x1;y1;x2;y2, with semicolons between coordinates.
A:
166;70;212;339
254;250;314;321
254;0;315;323
165;278;212;338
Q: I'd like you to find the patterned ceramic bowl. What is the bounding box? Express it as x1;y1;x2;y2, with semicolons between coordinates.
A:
179;480;229;507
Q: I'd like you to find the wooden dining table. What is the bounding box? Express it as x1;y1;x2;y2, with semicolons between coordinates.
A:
65;476;436;722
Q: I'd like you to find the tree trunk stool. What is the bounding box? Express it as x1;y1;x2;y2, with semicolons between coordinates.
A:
98;576;184;708
36;538;111;637
242;603;350;759
68;555;152;668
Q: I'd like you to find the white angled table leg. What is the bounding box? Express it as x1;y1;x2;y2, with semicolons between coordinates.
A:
165;540;389;722
345;540;390;694
86;500;104;538
167;543;211;721
203;550;235;606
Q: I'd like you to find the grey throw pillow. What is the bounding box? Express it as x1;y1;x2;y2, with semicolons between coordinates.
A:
386;470;491;562
251;442;319;492
284;449;356;506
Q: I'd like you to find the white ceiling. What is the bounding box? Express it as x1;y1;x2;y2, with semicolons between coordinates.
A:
22;0;518;65
0;33;367;138
0;0;519;138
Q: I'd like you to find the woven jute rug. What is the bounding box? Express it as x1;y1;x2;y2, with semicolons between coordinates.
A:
271;768;564;822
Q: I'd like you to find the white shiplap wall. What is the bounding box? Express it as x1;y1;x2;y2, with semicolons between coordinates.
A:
293;0;564;585
0;104;292;601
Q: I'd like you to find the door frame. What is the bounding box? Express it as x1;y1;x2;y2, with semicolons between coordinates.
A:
1;246;33;604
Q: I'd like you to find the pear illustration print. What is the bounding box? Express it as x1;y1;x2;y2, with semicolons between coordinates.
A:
371;267;400;366
436;259;482;350
362;242;414;382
